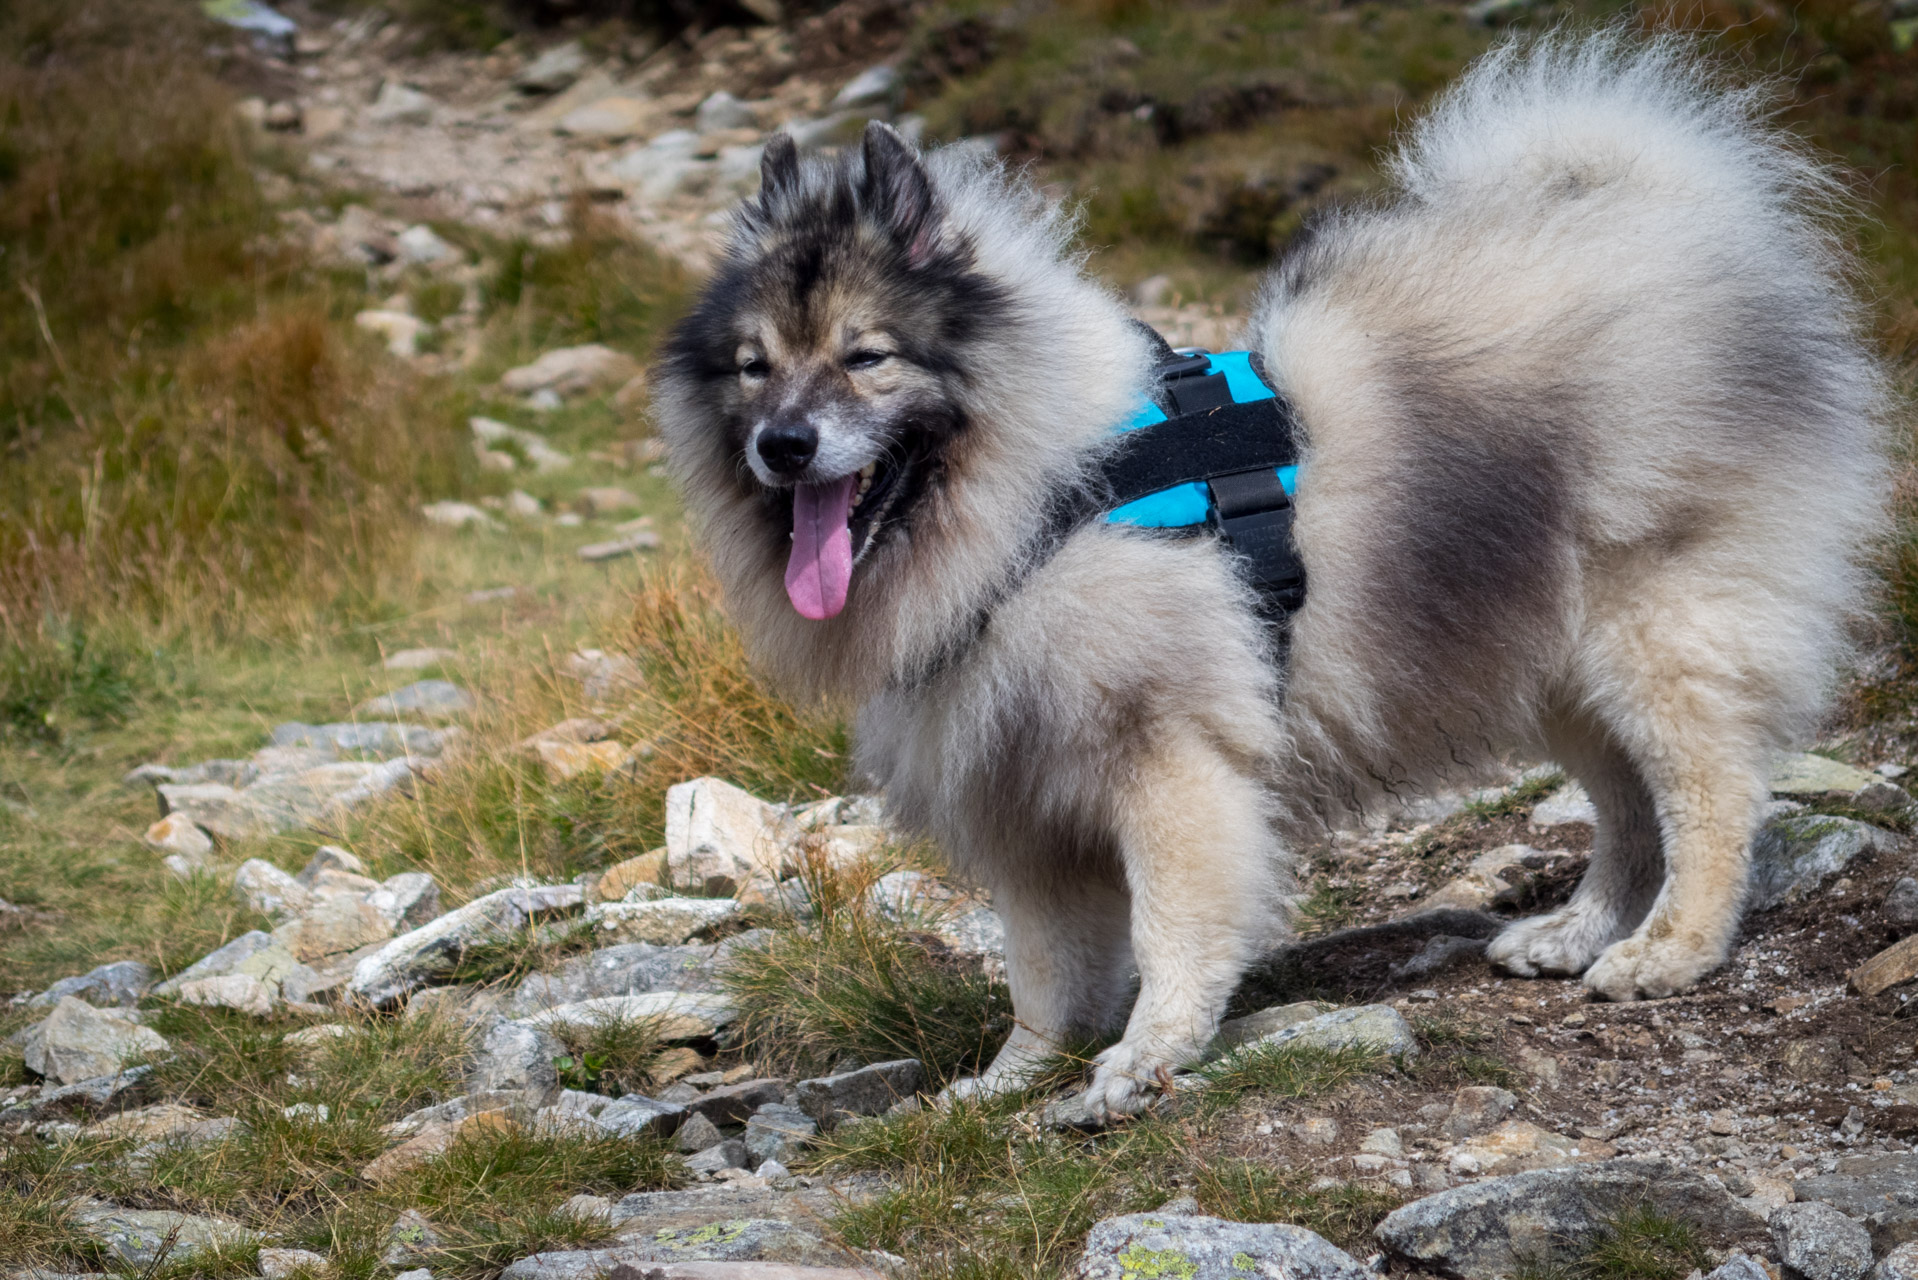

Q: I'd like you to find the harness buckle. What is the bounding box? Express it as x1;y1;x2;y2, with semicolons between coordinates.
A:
1207;467;1306;611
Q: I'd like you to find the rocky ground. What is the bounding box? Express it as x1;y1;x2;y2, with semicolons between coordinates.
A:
4;2;1918;1278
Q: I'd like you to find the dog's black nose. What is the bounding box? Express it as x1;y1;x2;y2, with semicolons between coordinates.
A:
757;422;819;475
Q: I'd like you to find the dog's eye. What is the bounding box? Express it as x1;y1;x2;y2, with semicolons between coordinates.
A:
845;350;890;370
739;357;770;378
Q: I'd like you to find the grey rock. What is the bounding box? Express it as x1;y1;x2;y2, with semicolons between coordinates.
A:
686;1138;750;1174
1885;877;1918;926
125;758;258;789
21;998;169;1085
503;942;722;1017
687;1077;788;1127
257;1247;327;1280
356;679;473;720
674;1111;724;1152
833;64;898;109
1773;753;1885;797
1772;1201;1874;1280
467;1018;562;1103
19;1065;152;1120
743;1102;816;1167
795;1058;925;1130
1530;783;1597;827
1041;1092;1103;1132
1871;1242;1918;1280
1076;1213;1370;1280
270;720;442;757
1795;1154;1918;1252
1709;1256;1777;1280
1375;1157;1769;1280
295;845;366;884
934;903;1006;977
153;931;275;997
498;1220;846;1276
383;1209;442;1267
30;961;154;1009
1750;814;1897;912
233;857;316;918
369;81;435;126
1236;1004;1418;1058
366;871;440;930
1212;1001;1333;1054
516;41;587;93
67;1198;253;1266
696;90;756;132
595;1093;687;1140
347;882;583;1007
1443;1086;1519;1140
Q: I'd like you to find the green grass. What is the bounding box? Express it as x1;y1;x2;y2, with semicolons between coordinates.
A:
820;1039;1404;1277
1515;1205;1711;1280
722;889;1013;1085
1466;770;1567;821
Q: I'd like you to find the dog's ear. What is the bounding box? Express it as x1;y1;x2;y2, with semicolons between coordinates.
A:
860;121;940;267
759;132;801;208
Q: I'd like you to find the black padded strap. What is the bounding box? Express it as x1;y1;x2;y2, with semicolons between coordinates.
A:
1099;398;1301;509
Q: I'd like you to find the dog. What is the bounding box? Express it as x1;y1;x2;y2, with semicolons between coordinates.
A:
654;31;1889;1117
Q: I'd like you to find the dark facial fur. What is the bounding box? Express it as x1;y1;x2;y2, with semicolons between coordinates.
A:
659;125;1012;572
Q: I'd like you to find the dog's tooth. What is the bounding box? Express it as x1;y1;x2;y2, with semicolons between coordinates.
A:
860;463;876;480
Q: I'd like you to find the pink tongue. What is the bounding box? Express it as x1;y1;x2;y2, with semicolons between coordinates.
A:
785;475;857;620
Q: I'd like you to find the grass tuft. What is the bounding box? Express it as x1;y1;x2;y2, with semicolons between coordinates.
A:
1515;1204;1711;1280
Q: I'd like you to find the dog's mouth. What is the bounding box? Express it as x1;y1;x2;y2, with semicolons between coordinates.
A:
783;453;911;620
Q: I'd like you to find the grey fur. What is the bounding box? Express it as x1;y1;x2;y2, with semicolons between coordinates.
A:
656;32;1891;1115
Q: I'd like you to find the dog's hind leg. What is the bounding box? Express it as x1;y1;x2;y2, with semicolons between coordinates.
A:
1082;725;1277;1120
1488;718;1663;978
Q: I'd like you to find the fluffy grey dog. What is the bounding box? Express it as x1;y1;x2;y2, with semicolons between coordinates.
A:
654;32;1888;1117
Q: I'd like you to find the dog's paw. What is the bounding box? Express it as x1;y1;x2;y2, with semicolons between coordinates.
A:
1082;1042;1168;1122
1582;934;1718;1001
1486;906;1619;978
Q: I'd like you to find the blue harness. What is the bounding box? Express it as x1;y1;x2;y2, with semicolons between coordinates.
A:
899;338;1306;688
1090;343;1306;617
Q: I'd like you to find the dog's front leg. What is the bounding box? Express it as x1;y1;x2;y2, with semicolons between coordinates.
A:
1082;726;1277;1120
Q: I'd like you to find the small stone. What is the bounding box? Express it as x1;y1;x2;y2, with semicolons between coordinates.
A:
81;1102;207;1142
685;1077;788;1127
535;739;633;779
1772;753;1884;797
258;1248;328;1279
559;1193;614;1224
1793;1153;1918;1253
354;309;423;357
1772;1201;1873;1280
519;991;736;1042
1852;933;1918;997
1752;813;1896;912
558;95;654;139
579;530;661;562
143;813;213;864
1211;1001;1332;1053
233;858;315;919
383;1209;443;1266
1886;877;1918;926
795;1058;925;1130
383;647;456;671
697;91;757;132
67;1198;252;1267
30;961;154;1009
500;344;641;399
356;679;473;720
594;850;668;902
674;1112;724;1152
597;1093;688;1139
283;1023;360;1053
516;41;588;93
1376;1157;1768;1280
467;1018;562;1102
348;882;584;1007
664;776;795;894
1422;845;1540;912
21;997;169;1085
396;225;453;266
686;1138;750;1174
1233;1004;1419;1058
421;500;502;530
1448;1120;1615;1176
578;486;642;516
368;81;435;125
833;65;897;109
589;897;742;945
1075;1213;1370;1279
1298;1117;1341;1146
365;872;441;930
273;897;394;963
744;1102;817;1167
507;489;544;517
1709;1256;1778;1280
178;974;275;1017
1872;1242;1918;1280
1361;1128;1404;1157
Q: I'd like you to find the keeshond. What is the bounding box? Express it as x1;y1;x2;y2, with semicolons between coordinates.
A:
655;32;1889;1116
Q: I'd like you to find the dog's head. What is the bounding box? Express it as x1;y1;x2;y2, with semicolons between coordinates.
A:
659;122;1010;621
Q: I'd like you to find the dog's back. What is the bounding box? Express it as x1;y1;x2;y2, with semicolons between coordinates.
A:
1258;32;1887;817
